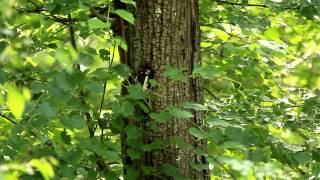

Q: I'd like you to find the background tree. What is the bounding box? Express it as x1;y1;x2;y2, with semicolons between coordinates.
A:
114;0;209;179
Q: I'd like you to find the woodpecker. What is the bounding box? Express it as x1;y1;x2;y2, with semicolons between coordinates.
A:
136;69;153;91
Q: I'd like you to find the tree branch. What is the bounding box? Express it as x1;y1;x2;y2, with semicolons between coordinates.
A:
68;14;78;50
15;7;76;25
0;112;53;146
214;0;268;8
16;5;114;25
204;88;223;103
90;7;109;21
0;112;17;125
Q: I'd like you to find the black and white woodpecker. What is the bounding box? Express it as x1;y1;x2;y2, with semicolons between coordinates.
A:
136;69;153;91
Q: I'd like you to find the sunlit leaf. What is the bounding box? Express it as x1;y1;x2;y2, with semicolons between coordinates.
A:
6;86;29;118
30;158;55;180
88;18;111;29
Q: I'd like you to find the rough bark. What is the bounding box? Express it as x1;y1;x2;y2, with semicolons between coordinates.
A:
116;0;209;179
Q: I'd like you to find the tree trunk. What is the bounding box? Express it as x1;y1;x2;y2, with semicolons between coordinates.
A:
116;0;209;179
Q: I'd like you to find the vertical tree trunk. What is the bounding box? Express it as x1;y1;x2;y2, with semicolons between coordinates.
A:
116;0;209;179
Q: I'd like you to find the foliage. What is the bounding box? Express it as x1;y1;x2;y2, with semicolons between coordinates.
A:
200;0;320;179
0;0;320;179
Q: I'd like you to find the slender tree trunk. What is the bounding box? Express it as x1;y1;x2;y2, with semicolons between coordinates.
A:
116;0;209;179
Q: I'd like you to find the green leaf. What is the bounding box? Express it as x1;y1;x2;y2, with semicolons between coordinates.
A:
211;28;230;41
38;103;56;118
33;51;56;68
88;18;111;29
221;141;246;150
168;106;194;119
189;127;205;139
63;148;82;163
190;163;208;171
103;150;120;162
182;102;208;111
127;148;141;160
163;65;188;82
258;40;286;55
206;118;232;128
125;125;142;140
300;0;311;10
60;130;71;145
162;164;187;180
110;117;124;133
0;41;8;54
6;86;28;118
0;69;7;84
149;111;172;123
55;47;77;71
170;137;193;150
112;63;132;78
137;101;150;113
30;158;56;180
265;27;281;42
142;165;157;174
114;9;135;25
61;114;85;130
127;85;149;100
99;49;110;60
118;100;135;117
142;139;164;152
192;64;222;80
294;151;312;164
114;36;128;51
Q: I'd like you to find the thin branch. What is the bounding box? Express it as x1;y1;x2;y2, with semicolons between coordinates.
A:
98;45;116;143
68;14;96;138
214;0;268;8
15;7;75;25
204;88;223;103
27;0;41;9
191;137;236;179
90;7;109;21
67;22;111;170
49;26;68;38
0;112;17;125
68;14;78;51
23;75;48;82
15;6;114;25
0;112;53;146
257;65;284;97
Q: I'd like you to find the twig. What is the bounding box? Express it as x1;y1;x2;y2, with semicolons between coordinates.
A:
67;12;109;171
214;0;268;8
15;7;76;25
67;14;95;138
90;7;109;21
49;26;68;38
98;45;116;143
16;6;114;25
0;112;17;124
0;112;53;146
204;88;223;103
260;66;284;96
27;0;41;9
68;14;78;51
